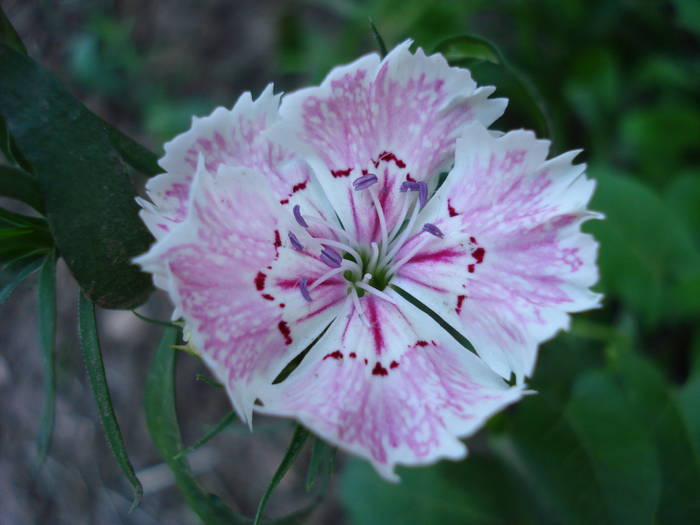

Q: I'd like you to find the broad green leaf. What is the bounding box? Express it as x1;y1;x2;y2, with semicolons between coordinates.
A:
105;125;160;177
36;251;57;464
174;411;236;460
0;44;153;308
665;171;700;243
340;455;535;525
78;293;143;510
611;349;700;523
254;425;310;525
144;327;246;525
0;164;43;213
0;253;43;304
586;167;700;324
494;369;661;525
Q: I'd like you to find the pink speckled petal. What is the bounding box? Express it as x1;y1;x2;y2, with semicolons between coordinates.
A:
394;124;601;379
274;40;506;244
139;84;336;240
137;162;346;423
258;292;523;481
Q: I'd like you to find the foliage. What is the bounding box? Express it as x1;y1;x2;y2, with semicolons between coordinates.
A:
1;1;698;524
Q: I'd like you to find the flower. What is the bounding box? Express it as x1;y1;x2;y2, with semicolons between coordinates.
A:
136;41;600;480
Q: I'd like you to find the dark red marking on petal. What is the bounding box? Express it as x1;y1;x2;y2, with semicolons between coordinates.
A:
331;168;352;178
406;174;416;182
415;340;429;347
468;264;475;273
448;200;459;217
278;321;292;345
364;358;368;365
274;230;282;248
254;272;267;291
349;352;357;359
279;303;285;308
456;294;466;314
261;294;274;301
389;360;399;369
472;247;486;264
469;236;477;244
323;350;343;360
280;199;289;205
377;151;406;169
361;169;368;175
372;362;388;376
292;181;307;193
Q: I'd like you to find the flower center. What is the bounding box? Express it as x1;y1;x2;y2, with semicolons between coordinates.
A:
290;171;444;307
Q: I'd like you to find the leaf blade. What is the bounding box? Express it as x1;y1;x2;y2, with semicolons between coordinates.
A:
36;251;57;464
78;293;143;510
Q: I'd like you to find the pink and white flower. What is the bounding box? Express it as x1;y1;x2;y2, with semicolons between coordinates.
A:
135;42;600;480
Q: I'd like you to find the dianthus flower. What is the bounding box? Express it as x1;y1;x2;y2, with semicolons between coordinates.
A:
136;42;600;480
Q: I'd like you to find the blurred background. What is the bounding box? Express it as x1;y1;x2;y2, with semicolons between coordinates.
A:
1;0;699;524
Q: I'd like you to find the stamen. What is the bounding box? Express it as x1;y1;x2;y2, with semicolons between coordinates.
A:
422;223;444;238
385;200;421;262
299;277;312;302
308;261;358;292
350;287;369;327
355;281;397;305
385;235;433;277
399;180;428;208
293;204;308;228
288;231;304;251
353;173;378;191
315;238;362;266
367;241;380;274
320;246;343;268
369;190;389;252
305;215;353;242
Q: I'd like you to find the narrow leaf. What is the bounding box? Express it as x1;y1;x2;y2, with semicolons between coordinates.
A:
144;327;246;525
254;425;310;525
174;412;236;460
195;373;223;389
0;253;43;304
369;19;388;58
78;293;143;510
305;438;328;492
433;35;501;65
0;164;43;213
131;309;180;328
36;251;57;464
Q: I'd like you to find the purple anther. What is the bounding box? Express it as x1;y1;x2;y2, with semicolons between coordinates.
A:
299;277;312;302
293;204;308;228
416;181;428;209
422;223;444;238
320;246;342;268
400;181;419;192
288;231;304;251
353;173;378;191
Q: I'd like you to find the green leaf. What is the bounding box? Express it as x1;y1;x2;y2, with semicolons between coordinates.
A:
494;369;661;525
174;411;236;460
144;327;246;525
36;251;57;465
195;373;224;389
0;44;153;308
0;253;43;304
131;309;180;328
341;455;534;525
0;6;26;55
432;35;501;65
305;437;328;492
105;125;160;177
611;349;700;523
433;34;553;141
0;164;43;213
586;167;700;324
78;293;143;510
254;425;310;525
369;19;388;58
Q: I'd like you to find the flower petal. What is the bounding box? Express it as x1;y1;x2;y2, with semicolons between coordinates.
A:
273;41;506;244
137;161;347;423
139;84;336;240
258;292;523;481
394;124;601;379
